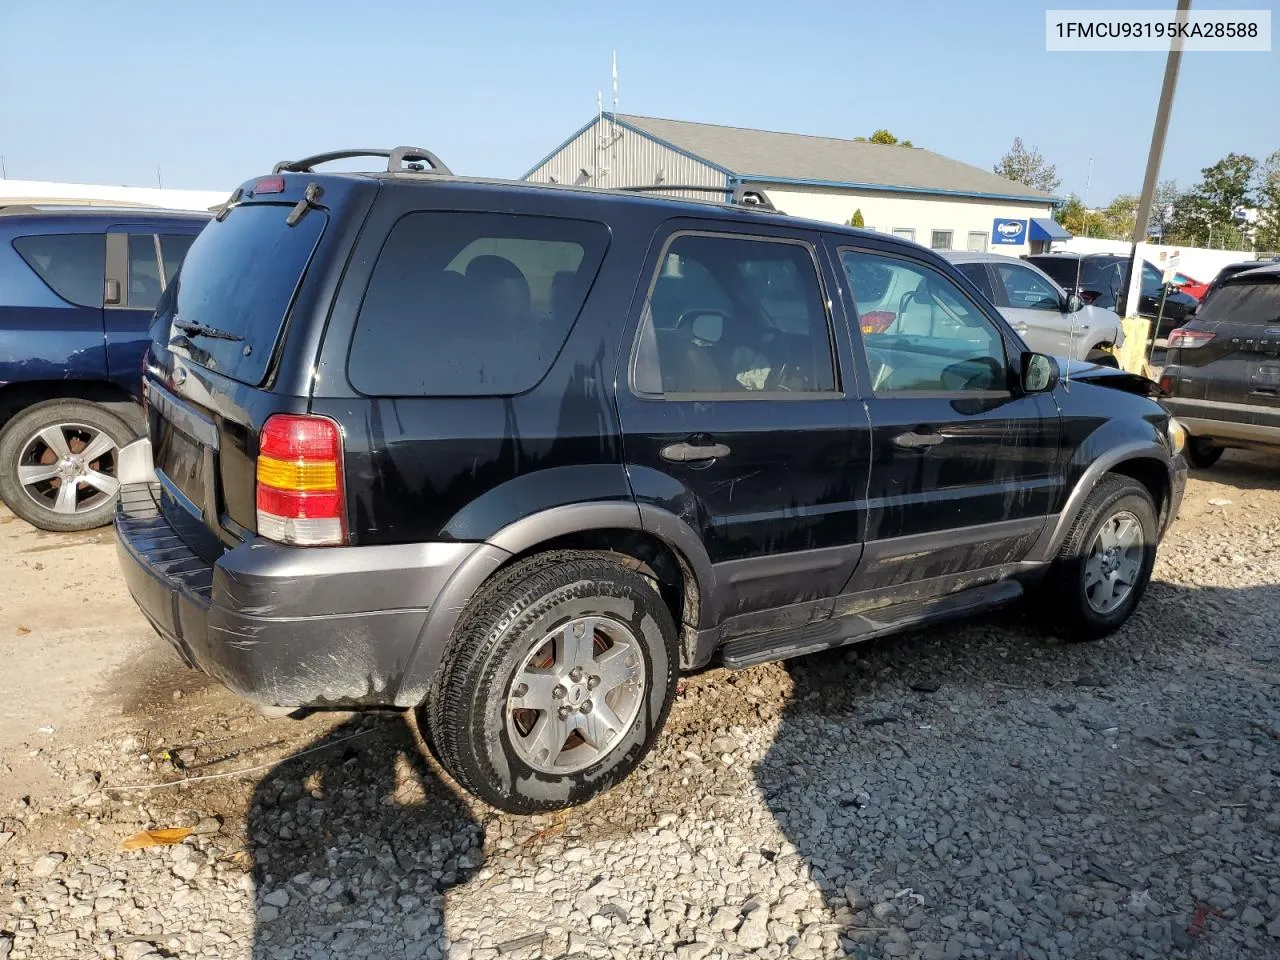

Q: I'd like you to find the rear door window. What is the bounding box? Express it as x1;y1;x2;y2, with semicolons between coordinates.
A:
348;212;608;396
164;203;326;385
954;262;997;303
127;234;163;309
12;234;104;307
158;234;196;286
995;262;1062;311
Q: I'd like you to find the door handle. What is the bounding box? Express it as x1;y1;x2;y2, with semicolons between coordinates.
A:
660;441;731;462
892;430;945;450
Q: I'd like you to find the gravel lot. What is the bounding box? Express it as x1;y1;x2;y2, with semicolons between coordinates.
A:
1;451;1279;960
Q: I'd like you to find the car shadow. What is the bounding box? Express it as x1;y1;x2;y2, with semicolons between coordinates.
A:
247;712;483;960
756;579;1280;958
1187;448;1280;493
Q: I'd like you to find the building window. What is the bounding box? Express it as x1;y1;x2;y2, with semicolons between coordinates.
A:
967;231;988;252
892;228;915;243
930;230;953;250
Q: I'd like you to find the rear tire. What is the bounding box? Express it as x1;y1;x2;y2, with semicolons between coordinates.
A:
0;400;133;532
1085;349;1119;368
1044;475;1158;641
422;550;679;814
1185;438;1224;469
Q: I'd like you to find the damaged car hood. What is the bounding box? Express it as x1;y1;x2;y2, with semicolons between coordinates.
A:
1056;358;1165;398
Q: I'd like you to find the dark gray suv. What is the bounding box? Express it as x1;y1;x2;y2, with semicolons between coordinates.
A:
1160;263;1280;467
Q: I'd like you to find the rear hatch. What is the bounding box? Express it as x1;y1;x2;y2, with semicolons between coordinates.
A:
143;175;375;556
1165;274;1280;418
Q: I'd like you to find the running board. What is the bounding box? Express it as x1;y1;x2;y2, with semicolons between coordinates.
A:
719;579;1023;669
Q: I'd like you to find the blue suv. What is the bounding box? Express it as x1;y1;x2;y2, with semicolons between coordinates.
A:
0;205;209;530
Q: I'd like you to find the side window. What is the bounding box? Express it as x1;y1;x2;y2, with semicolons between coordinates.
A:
127;234;163;309
955;262;996;302
966;231;988;252
348;212;608;396
633;234;837;396
1141;262;1163;298
11;234;104;307
995;263;1061;311
841;249;1008;395
158;234;196;286
930;230;953;250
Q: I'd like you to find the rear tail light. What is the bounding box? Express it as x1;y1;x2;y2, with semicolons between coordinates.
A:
1167;328;1215;350
256;414;346;546
1158;374;1174;394
860;311;896;334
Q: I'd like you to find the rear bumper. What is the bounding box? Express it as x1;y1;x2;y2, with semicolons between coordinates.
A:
1164;397;1280;449
114;479;480;708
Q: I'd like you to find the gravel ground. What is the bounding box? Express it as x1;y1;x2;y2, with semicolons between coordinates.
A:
1;450;1279;960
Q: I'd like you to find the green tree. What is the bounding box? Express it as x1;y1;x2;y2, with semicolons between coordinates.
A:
1170;153;1258;248
1054;193;1107;237
1103;194;1139;240
849;208;866;228
1254;150;1280;252
993;137;1061;193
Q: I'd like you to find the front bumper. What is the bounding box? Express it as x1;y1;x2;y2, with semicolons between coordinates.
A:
1164;397;1280;451
1166;453;1188;534
114;477;479;708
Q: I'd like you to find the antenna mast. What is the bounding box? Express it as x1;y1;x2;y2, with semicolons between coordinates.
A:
612;50;619;116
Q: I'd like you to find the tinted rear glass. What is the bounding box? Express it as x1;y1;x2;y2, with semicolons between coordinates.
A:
348;212;608;396
12;233;104;307
163;204;325;385
1198;278;1280;326
1025;257;1081;289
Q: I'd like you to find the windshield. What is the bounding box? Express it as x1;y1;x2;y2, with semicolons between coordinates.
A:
160;203;326;385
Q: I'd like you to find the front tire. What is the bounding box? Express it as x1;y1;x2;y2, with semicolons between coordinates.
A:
422;551;679;814
0;400;134;532
1185;438;1223;469
1085;349;1120;368
1044;475;1158;641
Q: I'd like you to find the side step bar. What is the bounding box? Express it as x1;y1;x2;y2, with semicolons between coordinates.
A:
720;579;1024;669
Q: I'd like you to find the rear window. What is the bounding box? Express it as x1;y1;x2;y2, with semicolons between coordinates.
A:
347;212;608;396
12;234;104;307
1198;278;1280;326
163;203;325;385
1025;256;1081;289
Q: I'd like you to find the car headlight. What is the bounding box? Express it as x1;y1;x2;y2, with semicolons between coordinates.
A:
1167;417;1187;455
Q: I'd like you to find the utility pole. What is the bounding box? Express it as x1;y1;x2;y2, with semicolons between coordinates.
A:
1121;0;1190;374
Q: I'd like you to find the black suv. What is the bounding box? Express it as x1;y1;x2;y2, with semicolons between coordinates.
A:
1160;263;1280;466
114;148;1188;813
1025;252;1198;339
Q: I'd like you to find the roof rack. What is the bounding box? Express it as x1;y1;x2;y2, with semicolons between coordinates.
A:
614;183;782;213
272;146;453;176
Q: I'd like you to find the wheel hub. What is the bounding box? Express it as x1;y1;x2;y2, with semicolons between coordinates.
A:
1084;510;1145;614
505;615;646;775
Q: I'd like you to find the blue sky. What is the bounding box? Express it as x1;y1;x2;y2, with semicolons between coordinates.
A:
1;0;1276;204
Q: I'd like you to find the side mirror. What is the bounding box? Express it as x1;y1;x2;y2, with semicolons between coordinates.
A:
1064;293;1084;313
1021;351;1059;394
104;278;122;306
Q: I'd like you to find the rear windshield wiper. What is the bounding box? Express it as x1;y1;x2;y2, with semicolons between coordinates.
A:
171;320;243;342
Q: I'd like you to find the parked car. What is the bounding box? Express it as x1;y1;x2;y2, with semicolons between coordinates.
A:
1160;263;1280;467
1169;272;1209;301
114;148;1188;813
1024;252;1198;340
1198;258;1277;305
942;251;1124;365
0;205;209;530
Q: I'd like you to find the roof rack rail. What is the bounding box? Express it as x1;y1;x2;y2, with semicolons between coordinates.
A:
614;183;782;213
272;146;453;176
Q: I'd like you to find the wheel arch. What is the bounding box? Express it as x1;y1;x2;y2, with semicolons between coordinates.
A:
0;380;144;436
393;502;715;707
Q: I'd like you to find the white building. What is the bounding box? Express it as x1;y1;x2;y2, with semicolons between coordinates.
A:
524;114;1066;255
0;179;229;213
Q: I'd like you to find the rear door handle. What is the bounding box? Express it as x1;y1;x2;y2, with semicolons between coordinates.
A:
660;441;731;462
893;430;945;450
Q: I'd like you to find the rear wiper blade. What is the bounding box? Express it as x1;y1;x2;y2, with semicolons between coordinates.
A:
171;320;243;342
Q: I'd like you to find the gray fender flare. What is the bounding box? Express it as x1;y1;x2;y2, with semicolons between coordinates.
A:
1028;441;1174;562
392;502;716;707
